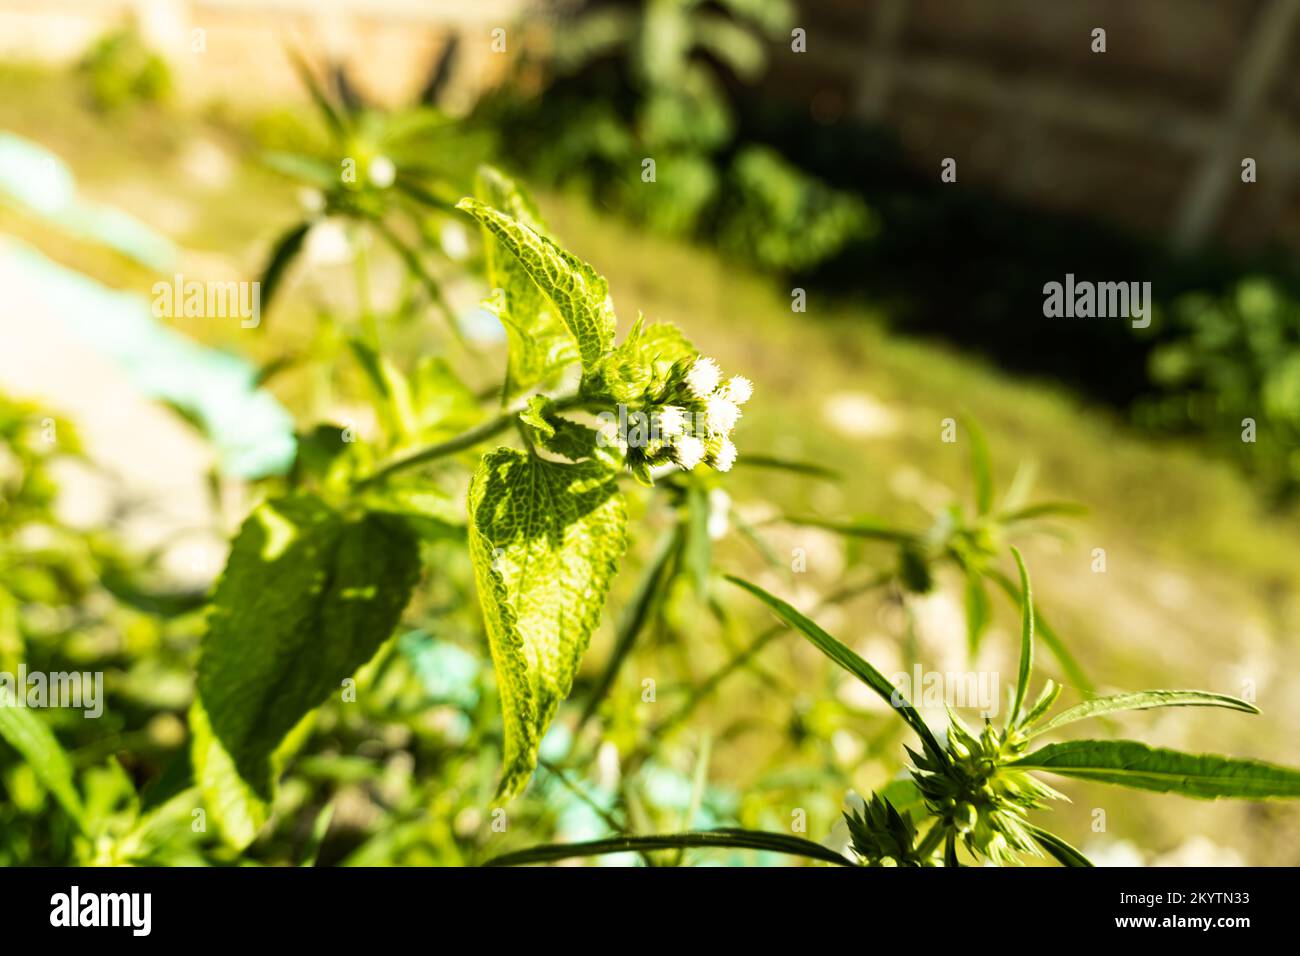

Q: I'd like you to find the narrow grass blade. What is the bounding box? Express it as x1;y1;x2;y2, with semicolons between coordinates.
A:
725;575;946;761
483;829;853;867
1008;546;1034;727
1030;690;1259;738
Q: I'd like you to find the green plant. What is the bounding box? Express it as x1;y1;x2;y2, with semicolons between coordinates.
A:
716;146;874;273
79;26;171;112
489;551;1300;866
787;418;1092;689
1140;278;1300;496
254;50;493;334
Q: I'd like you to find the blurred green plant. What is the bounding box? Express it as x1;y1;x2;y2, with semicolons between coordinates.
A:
786;418;1092;690
1140;278;1300;497
78;26;171;112
254;50;494;335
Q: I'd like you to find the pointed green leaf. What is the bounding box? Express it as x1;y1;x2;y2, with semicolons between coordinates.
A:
725;575;946;761
1008;547;1034;726
1031;690;1259;738
784;514;917;544
287;46;346;138
1027;825;1094;867
257;220;310;322
456;197;616;371
483;828;853;867
1013;740;1300;799
468;448;628;798
0;701;85;832
197;495;420;799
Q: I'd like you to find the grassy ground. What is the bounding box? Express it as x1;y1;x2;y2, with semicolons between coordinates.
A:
3;63;1299;864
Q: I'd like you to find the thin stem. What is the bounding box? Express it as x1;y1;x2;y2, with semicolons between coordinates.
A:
916;819;947;859
357;392;587;488
351;226;381;351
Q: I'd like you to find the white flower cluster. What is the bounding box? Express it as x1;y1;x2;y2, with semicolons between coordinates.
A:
667;356;752;473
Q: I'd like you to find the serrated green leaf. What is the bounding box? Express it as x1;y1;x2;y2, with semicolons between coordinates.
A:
472;166;578;396
1013;739;1300;799
468;448;628;798
724;575;946;761
0;701;85;832
456;197;616;372
589;319;696;404
197;494;420;799
1031;690;1259;738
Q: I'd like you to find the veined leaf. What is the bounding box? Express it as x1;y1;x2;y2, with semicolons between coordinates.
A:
1013;740;1300;799
473;166;577;396
483;828;853;867
0;702;85;832
725;575;946;761
456;197;616;371
1027;824;1094;867
196;494;420;799
468;448;628;798
1031;690;1259;738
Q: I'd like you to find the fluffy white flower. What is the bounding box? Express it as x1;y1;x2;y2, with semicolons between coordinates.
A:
705;396;741;435
368;156;396;188
674;434;706;471
712;438;738;472
723;375;753;405
685;356;721;398
304;219;352;265
657;405;688;438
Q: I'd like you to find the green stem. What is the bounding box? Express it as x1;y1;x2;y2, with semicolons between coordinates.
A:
352;226;381;351
916;819;947;859
357;392;587;488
